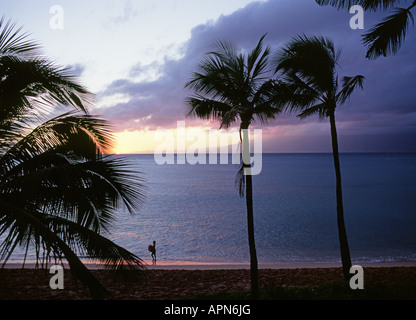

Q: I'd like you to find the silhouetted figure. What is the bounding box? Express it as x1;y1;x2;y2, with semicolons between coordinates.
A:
148;240;156;264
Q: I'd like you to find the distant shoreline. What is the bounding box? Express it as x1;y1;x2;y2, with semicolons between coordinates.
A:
112;152;416;155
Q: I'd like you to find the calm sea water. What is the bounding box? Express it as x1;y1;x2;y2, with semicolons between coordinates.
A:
108;153;416;264
3;153;416;265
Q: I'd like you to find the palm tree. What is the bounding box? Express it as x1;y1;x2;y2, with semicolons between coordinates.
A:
0;18;146;299
274;35;364;281
316;0;416;59
185;34;281;297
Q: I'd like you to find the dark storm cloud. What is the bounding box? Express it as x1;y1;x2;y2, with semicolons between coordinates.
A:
100;0;416;151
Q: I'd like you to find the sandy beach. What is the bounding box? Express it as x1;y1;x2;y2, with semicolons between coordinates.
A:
1;261;415;300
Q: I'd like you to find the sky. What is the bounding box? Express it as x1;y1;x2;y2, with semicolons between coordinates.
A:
3;0;416;153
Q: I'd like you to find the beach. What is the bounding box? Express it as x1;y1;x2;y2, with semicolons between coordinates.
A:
1;262;415;300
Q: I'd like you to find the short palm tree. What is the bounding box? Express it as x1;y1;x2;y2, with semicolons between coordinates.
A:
316;0;416;59
274;35;364;281
185;34;281;297
0;18;145;299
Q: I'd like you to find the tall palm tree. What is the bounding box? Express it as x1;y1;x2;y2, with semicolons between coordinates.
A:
274;35;364;281
316;0;416;59
0;18;145;299
185;34;281;297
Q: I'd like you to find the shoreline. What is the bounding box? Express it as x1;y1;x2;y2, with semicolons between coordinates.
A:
141;260;416;270
2;259;416;270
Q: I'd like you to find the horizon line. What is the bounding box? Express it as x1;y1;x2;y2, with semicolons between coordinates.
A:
109;151;416;155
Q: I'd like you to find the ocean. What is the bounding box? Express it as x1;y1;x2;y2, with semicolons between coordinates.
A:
108;153;416;265
3;153;416;265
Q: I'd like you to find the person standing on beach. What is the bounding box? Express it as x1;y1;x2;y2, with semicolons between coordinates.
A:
148;241;156;264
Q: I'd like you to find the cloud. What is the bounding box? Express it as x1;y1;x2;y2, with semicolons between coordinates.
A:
111;0;138;25
66;63;86;77
98;0;416;152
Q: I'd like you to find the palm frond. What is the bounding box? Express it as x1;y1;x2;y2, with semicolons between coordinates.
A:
360;0;407;11
0;112;113;172
315;0;357;9
247;33;272;81
0;203;109;298
362;7;414;59
336;75;365;104
185;95;236;127
1;150;145;230
297;102;328;119
0;16;39;56
278;75;324;113
0;55;92;123
210;38;238;63
274;34;339;94
315;0;402;11
235;162;245;197
274;34;363;120
185;34;279;129
251;80;282;124
42;214;144;270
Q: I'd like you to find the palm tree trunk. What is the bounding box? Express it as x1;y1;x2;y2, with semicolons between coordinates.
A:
55;237;109;299
245;171;259;297
241;124;259;298
329;112;352;281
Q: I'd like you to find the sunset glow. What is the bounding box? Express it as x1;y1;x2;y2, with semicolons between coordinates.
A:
113;124;244;155
2;0;412;154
